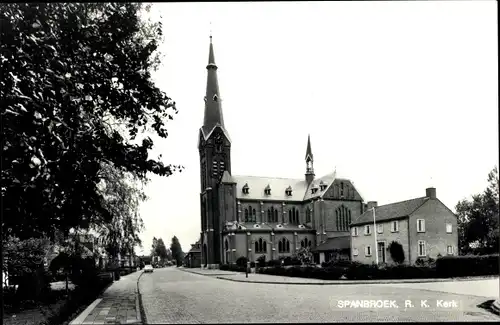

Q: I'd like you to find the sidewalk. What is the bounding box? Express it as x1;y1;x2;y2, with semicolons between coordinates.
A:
69;271;142;325
181;267;499;286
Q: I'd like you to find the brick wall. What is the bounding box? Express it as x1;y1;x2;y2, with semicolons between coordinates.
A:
351;218;410;265
322;200;363;236
408;199;458;263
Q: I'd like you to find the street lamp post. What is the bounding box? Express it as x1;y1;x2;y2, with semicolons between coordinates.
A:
373;207;379;265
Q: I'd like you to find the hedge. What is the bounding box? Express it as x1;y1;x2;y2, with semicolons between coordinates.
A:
259;255;498;280
436;254;499;278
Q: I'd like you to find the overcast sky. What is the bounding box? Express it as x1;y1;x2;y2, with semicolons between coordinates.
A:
135;1;498;255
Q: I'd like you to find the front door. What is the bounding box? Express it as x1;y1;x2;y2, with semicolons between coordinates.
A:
377;242;386;263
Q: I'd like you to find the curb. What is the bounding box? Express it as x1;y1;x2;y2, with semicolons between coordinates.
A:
137;271;146;325
214;275;498;286
69;298;103;325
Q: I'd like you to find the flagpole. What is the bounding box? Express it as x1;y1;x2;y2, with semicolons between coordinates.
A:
373;207;379;265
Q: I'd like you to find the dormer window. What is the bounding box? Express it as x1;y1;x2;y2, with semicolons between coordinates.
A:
311;186;318;194
319;181;327;191
264;184;271;196
213;94;218;101
285;186;293;196
242;183;249;194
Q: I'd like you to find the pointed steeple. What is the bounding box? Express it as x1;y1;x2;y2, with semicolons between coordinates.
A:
201;35;230;141
305;134;313;161
305;134;315;184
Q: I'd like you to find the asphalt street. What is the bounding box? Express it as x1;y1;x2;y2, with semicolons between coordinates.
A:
138;268;499;323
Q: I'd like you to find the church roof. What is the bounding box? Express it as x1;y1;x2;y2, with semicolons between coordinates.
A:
350;197;429;226
223;221;314;232
312;236;350;252
229;170;337;202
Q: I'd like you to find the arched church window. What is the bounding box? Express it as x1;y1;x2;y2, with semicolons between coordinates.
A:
278;241;283;253
244;209;249;222
225;239;229;251
254;241;259;253
274;209;278;222
252;208;256;222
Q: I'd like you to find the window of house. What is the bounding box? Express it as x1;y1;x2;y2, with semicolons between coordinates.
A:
391;220;399;232
352;227;358;237
353;248;359;256
417;219;425;232
377;224;383;234
365;245;371;256
418;240;426;257
242;183;249;194
446;223;452;234
364;225;371;235
447;245;453;255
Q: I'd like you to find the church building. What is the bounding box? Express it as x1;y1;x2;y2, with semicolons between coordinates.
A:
198;36;366;268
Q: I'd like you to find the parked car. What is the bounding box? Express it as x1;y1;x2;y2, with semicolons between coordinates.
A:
143;265;153;273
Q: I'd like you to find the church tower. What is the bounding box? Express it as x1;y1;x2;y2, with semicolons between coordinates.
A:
198;35;231;268
305;134;315;184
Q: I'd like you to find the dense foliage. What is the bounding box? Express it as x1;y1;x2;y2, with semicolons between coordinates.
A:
170;236;184;266
455;166;499;254
388;241;405;264
151;237;171;261
1;3;181;241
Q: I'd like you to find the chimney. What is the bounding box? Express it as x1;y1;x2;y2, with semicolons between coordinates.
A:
426;187;436;199
366;201;378;211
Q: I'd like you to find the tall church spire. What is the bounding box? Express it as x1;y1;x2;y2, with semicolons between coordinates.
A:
201;35;229;140
305;134;315;184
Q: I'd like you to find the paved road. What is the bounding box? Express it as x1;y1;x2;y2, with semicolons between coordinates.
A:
139;268;499;323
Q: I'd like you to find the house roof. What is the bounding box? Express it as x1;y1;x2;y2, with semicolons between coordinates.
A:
312;236;350;252
350;197;429;226
228;170;337;202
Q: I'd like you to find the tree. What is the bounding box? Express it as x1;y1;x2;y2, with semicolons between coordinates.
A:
294;247;313;266
456;166;499;254
170;236;183;267
95;162;146;265
1;3;182;241
388;241;405;264
151;237;169;261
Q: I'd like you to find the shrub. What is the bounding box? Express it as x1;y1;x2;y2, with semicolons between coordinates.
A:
281;256;301;266
415;257;436;268
388;241;405;264
257;255;266;267
436;254;499;278
345;263;380;280
235;256;247;267
266;259;281;267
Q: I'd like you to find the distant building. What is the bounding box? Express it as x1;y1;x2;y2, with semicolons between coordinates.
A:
184;239;202;268
198;36;365;268
350;187;459;265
